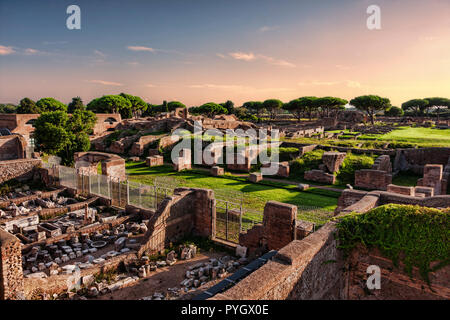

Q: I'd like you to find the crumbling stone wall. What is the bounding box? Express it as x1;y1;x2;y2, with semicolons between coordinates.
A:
0;135;27;160
239;201;298;254
354;155;392;191
394;148;450;174
74;152;126;180
335;189;450;215
0;228;24;300
213;222;346;300
417;164;447;195
138;188;215;257
0;159;42;184
347;246;450;300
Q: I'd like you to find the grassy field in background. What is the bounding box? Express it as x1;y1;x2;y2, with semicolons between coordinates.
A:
283;126;450;148
375;127;450;147
125;162;339;225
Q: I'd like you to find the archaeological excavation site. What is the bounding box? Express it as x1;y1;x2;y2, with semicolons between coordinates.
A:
0;104;449;303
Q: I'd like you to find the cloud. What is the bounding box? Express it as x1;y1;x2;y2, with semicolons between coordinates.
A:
127;46;156;52
216;53;227;59
86;80;123;86
258;55;296;68
145;83;156;88
335;64;351;70
24;48;40;55
188;83;250;91
298;80;363;88
229;52;256;61
259;26;278;32
43;41;68;45
126;61;140;66
345;80;362;88
227;51;295;67
0;45;15;55
94;50;106;58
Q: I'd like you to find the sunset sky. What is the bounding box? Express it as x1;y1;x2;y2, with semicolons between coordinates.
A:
1;0;449;107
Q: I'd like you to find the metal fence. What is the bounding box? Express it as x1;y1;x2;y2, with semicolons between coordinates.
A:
54;165;175;211
48;164;327;244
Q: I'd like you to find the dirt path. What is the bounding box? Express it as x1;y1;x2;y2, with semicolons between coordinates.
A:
95;251;227;300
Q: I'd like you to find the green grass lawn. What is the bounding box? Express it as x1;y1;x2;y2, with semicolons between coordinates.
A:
125;162;339;225
375;127;450;147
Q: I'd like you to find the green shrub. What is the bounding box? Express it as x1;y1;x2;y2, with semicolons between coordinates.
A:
335;204;450;282
290;149;325;179
335;152;375;184
266;147;299;162
388;141;417;149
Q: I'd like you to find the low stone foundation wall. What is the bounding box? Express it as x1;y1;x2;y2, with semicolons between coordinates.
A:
335;189;450;214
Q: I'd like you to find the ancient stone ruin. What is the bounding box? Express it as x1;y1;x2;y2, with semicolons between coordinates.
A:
304;152;346;184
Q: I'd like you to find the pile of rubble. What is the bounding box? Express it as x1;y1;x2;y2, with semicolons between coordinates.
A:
0;185;33;201
0;195;70;219
22;222;147;277
180;255;247;292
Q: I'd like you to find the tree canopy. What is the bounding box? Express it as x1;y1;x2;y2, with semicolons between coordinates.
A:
384;106;404;117
283;99;306;121
242;101;264;117
189;102;228;118
87;95;132;119
167;101;186;111
119;93;148;118
17;98;40;114
220;100;235;114
0;104;17;114
314;97;348;118
350;95;391;124
67;97;85;113
401;99;429;115
36;97;68;112
33;110;97;165
263;99;283;119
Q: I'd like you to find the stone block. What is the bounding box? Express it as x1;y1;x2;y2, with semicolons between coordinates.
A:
249;172;263;183
211;166;224;176
387;184;415;196
322;152;346;173
304;170;335;184
146;155;164;167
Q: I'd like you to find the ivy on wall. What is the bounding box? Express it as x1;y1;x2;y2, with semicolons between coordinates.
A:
335;204;450;282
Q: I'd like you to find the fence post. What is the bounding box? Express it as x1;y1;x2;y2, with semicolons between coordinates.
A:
88;174;91;195
97;174;101;195
239;204;243;233
153;181;157;209
108;176;111;200
225;201;229;241
74;169;77;191
127;179;130;206
139;183;142;207
118;178;121;206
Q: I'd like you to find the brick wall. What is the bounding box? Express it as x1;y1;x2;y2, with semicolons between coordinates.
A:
0;135;27;160
347;246;450;299
137;188;215;257
0;228;24;300
394;148;450;174
213;222;346;300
